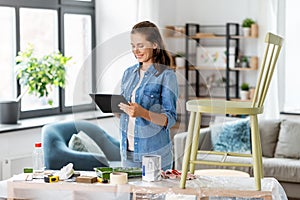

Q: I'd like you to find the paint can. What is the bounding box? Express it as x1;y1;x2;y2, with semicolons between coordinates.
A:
142;155;161;182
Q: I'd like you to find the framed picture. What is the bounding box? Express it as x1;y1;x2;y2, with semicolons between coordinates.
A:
196;46;235;68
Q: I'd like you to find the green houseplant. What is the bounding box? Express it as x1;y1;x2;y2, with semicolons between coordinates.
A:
242;18;255;28
0;44;71;124
15;44;72;105
242;18;255;37
241;56;249;68
240;82;249;100
241;82;249;91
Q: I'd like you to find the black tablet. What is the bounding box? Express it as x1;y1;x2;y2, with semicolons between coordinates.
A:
89;93;129;113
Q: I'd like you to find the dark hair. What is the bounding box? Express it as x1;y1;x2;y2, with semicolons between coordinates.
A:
131;21;175;75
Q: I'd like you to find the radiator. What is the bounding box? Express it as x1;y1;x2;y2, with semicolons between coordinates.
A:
1;154;32;180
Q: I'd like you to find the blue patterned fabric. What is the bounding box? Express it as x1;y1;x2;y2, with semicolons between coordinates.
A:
211;119;251;153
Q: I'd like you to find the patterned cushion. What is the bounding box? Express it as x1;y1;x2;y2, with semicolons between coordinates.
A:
211;118;251;153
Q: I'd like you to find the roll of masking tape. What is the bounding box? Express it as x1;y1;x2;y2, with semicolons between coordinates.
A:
110;172;128;185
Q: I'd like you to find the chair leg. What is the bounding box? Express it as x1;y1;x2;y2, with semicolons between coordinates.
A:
253;115;263;179
180;112;196;189
189;112;202;173
256;124;264;178
250;115;262;190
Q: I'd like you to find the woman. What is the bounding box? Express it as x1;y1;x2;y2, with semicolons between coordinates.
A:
118;21;178;170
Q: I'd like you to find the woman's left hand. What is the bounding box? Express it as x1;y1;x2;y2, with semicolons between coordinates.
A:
119;102;144;117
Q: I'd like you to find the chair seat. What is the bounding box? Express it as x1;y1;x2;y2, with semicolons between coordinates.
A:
186;99;263;115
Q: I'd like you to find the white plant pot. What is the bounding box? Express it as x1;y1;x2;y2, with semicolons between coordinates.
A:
240;90;249;100
243;27;250;37
175;57;185;67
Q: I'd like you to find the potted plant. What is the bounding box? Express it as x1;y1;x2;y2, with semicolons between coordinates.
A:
242;18;255;37
174;52;186;67
240;82;250;100
241;56;249;68
0;44;72;124
16;44;72;105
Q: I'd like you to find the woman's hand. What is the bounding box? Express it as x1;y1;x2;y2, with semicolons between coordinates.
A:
119;102;144;117
119;102;168;127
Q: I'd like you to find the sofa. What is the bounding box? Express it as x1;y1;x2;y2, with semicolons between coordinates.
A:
174;119;300;199
42;120;121;171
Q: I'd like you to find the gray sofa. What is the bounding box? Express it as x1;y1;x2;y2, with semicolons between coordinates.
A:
174;119;300;199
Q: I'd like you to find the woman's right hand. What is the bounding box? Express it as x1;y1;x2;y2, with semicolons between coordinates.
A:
119;102;144;118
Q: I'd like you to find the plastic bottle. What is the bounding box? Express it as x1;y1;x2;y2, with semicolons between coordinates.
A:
32;142;44;172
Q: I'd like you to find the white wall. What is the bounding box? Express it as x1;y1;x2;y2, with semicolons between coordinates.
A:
0;128;42;180
174;0;257;25
95;0;137;94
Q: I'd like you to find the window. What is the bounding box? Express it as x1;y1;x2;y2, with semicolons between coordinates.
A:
0;7;16;100
64;13;92;107
0;0;95;118
20;8;59;111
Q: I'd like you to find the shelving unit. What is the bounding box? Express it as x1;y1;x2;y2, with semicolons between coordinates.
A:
182;22;258;127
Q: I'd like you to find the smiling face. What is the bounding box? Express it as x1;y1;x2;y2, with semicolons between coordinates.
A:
131;33;157;68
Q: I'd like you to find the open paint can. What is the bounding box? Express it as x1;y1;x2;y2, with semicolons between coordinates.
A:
142;155;161;182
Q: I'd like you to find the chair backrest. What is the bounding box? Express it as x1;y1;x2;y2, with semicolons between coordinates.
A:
252;32;283;108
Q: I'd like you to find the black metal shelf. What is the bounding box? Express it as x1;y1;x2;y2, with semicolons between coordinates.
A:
183;22;241;127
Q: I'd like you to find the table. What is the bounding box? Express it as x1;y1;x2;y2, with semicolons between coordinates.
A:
5;172;288;200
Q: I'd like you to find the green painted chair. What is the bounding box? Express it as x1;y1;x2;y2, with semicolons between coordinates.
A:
180;32;283;190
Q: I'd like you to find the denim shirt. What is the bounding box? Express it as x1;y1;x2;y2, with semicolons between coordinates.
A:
120;63;178;169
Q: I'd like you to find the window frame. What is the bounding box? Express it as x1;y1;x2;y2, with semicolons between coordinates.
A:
0;0;96;119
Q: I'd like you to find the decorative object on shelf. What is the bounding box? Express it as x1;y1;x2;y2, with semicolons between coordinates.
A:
241;56;249;68
174;52;186;67
240;82;249;100
15;44;72;105
249;87;256;100
196;46;235;68
242;18;255;37
250;56;259;69
251;23;259;38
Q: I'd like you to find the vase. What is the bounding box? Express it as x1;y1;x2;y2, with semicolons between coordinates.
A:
251;24;259;38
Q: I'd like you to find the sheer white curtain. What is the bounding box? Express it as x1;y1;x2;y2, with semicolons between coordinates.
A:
258;0;280;119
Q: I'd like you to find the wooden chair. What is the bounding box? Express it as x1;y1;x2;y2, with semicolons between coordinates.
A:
180;32;283;190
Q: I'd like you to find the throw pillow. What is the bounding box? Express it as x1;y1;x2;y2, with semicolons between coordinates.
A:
275;120;300;159
211;118;251;153
68;131;108;160
258;119;281;157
